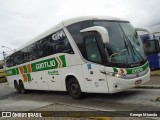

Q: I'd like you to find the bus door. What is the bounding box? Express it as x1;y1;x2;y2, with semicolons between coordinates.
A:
82;32;109;93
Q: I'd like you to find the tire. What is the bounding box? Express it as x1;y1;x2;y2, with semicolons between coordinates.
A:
67;77;83;99
19;81;27;94
14;81;20;93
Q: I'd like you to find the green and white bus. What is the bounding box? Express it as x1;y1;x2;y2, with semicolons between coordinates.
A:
5;16;158;99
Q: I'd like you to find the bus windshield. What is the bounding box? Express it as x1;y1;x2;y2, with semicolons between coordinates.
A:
93;21;146;66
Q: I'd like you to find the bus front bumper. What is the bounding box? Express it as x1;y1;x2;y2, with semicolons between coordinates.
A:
107;69;150;94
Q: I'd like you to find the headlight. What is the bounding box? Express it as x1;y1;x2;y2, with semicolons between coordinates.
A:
112;73;123;78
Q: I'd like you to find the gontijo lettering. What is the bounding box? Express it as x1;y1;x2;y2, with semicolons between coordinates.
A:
36;60;56;70
132;68;143;74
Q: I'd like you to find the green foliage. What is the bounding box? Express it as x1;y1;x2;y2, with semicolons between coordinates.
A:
0;77;7;83
0;70;7;83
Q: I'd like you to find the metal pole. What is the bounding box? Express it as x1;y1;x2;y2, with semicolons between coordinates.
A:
3;51;5;60
2;51;6;71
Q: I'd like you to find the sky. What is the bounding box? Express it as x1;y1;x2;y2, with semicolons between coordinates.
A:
0;0;160;60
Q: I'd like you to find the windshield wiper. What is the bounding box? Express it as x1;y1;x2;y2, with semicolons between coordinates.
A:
124;36;144;61
122;36;130;64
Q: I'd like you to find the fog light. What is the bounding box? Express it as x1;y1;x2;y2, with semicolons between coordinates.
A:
114;83;118;88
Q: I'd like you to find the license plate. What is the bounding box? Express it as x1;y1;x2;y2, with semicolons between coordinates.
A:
135;80;142;85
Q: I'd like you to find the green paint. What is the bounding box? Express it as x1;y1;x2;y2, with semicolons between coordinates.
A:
23;66;28;73
126;62;149;74
31;57;58;72
48;70;59;75
15;67;19;74
59;55;66;67
113;68;118;73
26;74;31;82
113;62;149;74
6;55;66;76
6;68;18;76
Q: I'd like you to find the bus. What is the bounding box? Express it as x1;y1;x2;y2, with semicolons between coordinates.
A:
0;61;5;78
5;16;159;99
140;34;160;69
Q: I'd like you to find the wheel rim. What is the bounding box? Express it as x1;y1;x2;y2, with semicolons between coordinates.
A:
20;83;25;93
21;87;24;93
70;83;78;94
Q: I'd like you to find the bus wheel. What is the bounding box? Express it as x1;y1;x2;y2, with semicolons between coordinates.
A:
19;81;27;94
14;81;20;93
68;77;83;99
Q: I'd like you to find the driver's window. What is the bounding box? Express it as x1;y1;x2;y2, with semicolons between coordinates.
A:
85;37;102;63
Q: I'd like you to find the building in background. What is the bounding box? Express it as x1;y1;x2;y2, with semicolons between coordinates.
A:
0;60;6;78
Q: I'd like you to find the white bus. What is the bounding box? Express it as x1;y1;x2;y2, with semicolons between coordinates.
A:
5;16;159;99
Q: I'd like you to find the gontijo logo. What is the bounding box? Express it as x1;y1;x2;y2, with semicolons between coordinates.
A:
32;56;65;71
132;68;143;74
6;55;66;83
113;62;149;74
36;59;56;70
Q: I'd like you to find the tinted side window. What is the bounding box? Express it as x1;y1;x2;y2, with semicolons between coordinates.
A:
15;51;23;65
40;38;50;57
67;21;91;57
53;31;74;54
36;40;46;58
85;37;102;63
6;55;14;67
27;44;34;61
50;30;74;54
6;57;11;67
21;47;28;63
6;30;74;67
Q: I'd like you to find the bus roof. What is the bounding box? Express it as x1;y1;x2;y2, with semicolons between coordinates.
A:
6;16;127;57
63;16;127;26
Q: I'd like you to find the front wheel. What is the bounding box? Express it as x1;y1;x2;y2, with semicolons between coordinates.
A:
67;77;83;99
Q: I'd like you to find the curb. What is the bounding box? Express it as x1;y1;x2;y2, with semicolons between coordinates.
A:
0;82;8;88
151;75;160;77
135;85;160;89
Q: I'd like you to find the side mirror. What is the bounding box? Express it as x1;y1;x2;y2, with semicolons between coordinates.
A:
144;39;160;55
80;26;109;44
135;27;154;39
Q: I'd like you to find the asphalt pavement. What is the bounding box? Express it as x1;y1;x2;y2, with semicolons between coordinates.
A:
137;70;160;89
0;71;160;120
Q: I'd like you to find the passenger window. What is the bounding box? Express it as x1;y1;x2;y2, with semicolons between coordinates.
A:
85;37;102;63
27;44;34;61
